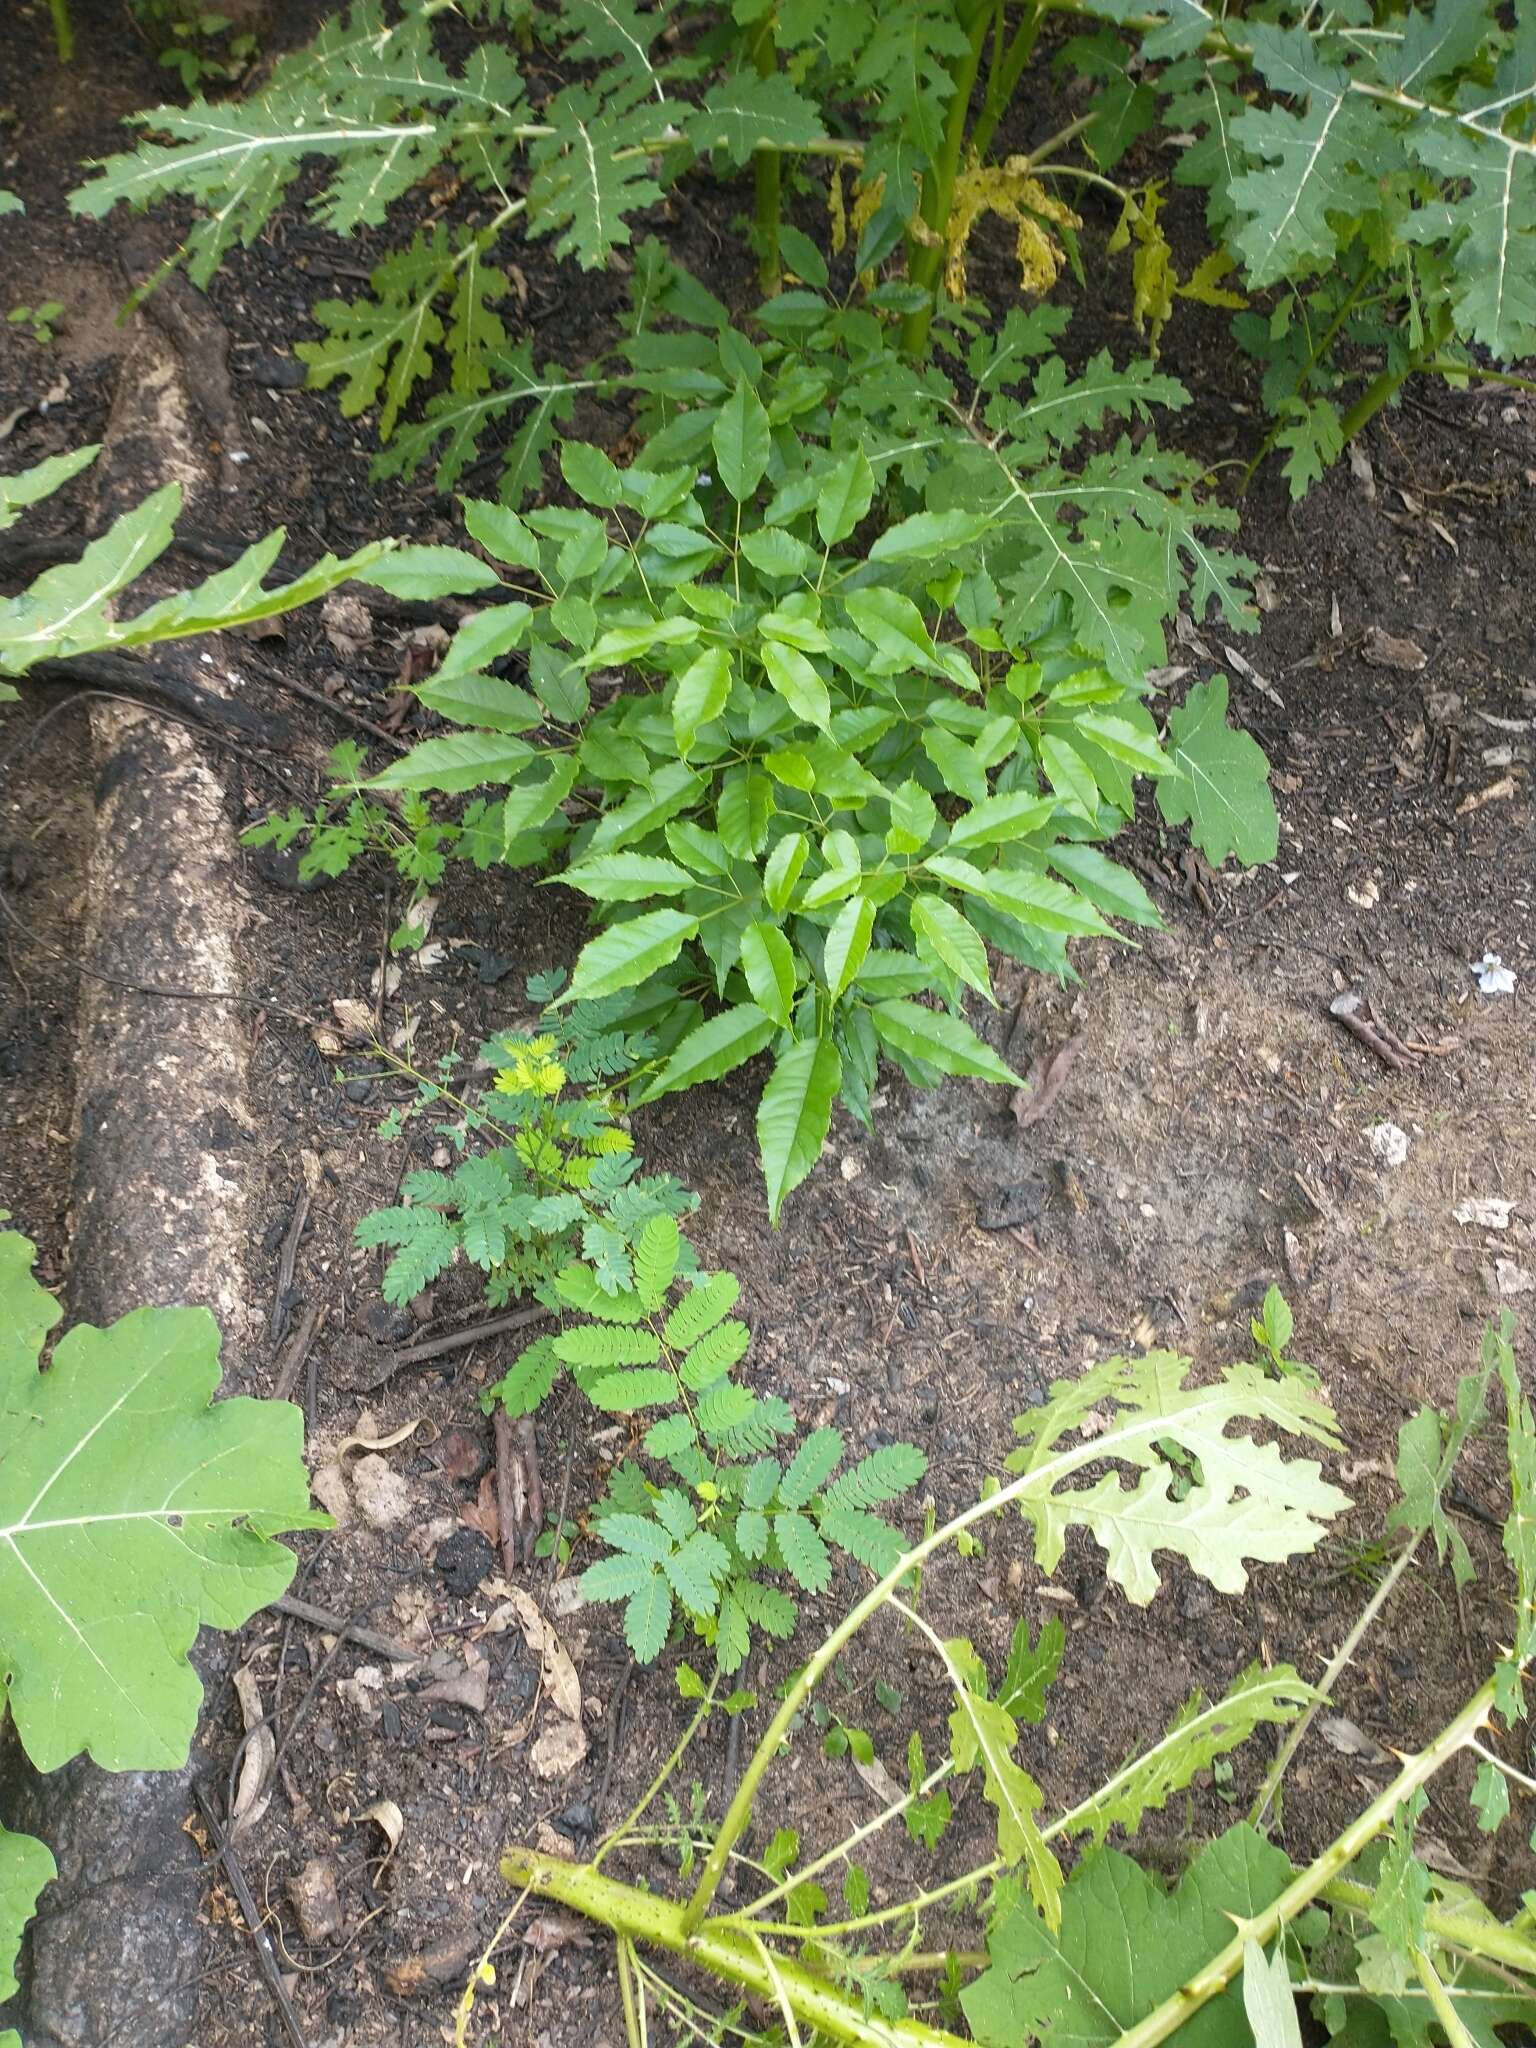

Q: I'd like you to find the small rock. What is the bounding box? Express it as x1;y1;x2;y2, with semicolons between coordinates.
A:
344;1077;374;1104
246;353;308;390
250;841;330;893
914;1385;940;1425
350;1454;411;1530
435;1527;496;1596
356;1298;415;1345
553;1802;595;1841
287;1857;344;1944
1367;1122;1409;1169
1179;1582;1213;1622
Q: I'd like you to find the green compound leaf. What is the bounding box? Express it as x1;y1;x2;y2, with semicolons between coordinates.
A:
0;1231;327;1774
1157;675;1279;867
963;1824;1296;2048
1;1821;54;2016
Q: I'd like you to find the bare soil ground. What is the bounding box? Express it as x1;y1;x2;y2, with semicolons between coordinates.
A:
1;7;1533;2045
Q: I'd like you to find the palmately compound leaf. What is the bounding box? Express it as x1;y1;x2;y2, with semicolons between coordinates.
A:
1005;1351;1349;1605
0;1230;327;1773
1156;675;1279;866
1057;1664;1314;1846
1;1820;55;2022
963;1823;1296;2048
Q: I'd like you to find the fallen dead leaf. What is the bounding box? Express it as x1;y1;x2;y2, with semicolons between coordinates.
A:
330;997;377;1045
522;1912;592;1954
321;591;372;659
502;1586;582;1721
461;1471;501;1547
1361;627;1427;672
357;1796;405;1857
338;1416;428;1461
1455;775;1515;817
1453;1197;1514;1230
420;1644;490;1715
851;1751;904;1806
1011;1032;1084;1132
531;1716;589;1778
1495;1260;1535;1298
1321;1715;1389;1765
384;1933;478;1995
435;1426;489;1481
230;1665;274;1837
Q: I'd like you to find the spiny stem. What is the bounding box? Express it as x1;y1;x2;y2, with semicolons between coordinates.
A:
899;0;994;359
1251;1532;1421;1825
750;15;783;293
1112;1678;1498;2048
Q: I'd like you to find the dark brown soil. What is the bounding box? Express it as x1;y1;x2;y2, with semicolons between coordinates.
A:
1;10;1533;2047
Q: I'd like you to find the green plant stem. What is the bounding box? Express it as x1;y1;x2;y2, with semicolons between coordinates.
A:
1238;265;1377;491
681;1385;1274;1933
1336;303;1454;448
750;16;782;294
899;0;994;359
49;0;74;60
1412;1946;1478;2048
593;1679;718;1872
1251;1532;1421;1826
1419;359;1536;396
499;1850;967;2048
970;1;1047;164
1320;1878;1536;1978
1111;1678;1498;2048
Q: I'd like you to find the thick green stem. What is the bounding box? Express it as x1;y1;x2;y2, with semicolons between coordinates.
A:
49;0;74;60
1337;302;1455;448
500;1850;967;2048
1111;1679;1498;2048
899;0;994;360
1321;1878;1536;1979
970;1;1046;165
750;15;782;294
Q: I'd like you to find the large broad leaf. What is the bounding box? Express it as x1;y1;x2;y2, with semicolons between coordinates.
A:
1;1821;55;2034
963;1825;1295;2048
0;1230;326;1773
1157;675;1278;866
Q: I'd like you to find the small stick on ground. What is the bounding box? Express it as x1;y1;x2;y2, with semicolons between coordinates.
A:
269;1187;311;1343
494;1412;545;1573
595;1660;635;1824
343;1305;550;1393
547;1432;577;1584
272;1302;325;1404
272;1594;421;1666
191;1780;310;2048
1328;991;1418;1073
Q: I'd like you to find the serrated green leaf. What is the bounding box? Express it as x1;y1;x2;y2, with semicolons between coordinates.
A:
910;893;994;1003
672;645;732;758
463;497;542;573
638;1002;776;1105
740;923;797;1028
824;1442;926;1511
679;1319;751;1390
560;909;699;1004
562;854;698;903
760;638;832;732
945;791;1058;852
581;1550;656;1603
823;895;875;1003
756;1036;841;1224
1047;843;1162;928
484;1335;562;1418
713;379;771;502
368;730;534;794
0;1233;325;1772
360;544;501;600
588;1367;679;1412
663;1529;730;1613
816;448;874;545
871;999;1019;1085
689;70;826;167
1242;1938;1303;2048
1158;675;1278;867
1005;1351;1349;1605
